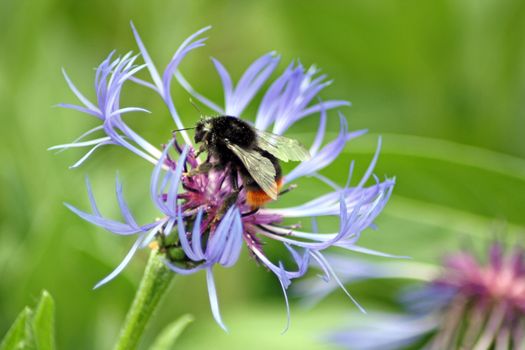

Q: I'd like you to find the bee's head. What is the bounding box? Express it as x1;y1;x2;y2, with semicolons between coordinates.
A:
194;116;213;143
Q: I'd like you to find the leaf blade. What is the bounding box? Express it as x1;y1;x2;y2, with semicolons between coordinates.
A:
148;314;194;350
0;307;35;350
31;291;56;350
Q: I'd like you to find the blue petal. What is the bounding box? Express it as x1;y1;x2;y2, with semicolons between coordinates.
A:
230;52;280;116
219;208;243;267
309;105;327;155
166;145;189;216
85;176;101;216
175;71;224;114
206;267;228;332
206;207;235;262
191;209;205;260
177;207;198;261
130;21;163;94
285;114;349;183
311;251;366;313
64;203;142;235
277;262;291;334
69;141;113;169
115;175;139;228
211;58;233;108
62;68;100;113
150;140;173;214
57;103;102;118
94;234;145;289
326;314;437;350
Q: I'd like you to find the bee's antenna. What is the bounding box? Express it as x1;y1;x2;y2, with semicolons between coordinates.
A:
189;98;204;116
172;126;196;133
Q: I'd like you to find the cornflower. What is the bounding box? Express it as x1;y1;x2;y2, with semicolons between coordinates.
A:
52;23;395;331
310;243;525;349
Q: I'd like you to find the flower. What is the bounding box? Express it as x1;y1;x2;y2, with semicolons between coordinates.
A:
54;22;395;331
314;243;525;349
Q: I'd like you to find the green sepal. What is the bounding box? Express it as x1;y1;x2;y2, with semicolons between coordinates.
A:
167;247;186;262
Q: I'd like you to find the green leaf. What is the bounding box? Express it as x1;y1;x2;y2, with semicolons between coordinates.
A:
148;315;194;350
31;291;56;350
0;291;56;350
0;307;36;350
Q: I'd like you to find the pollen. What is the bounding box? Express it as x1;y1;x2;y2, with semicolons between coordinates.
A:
148;241;159;251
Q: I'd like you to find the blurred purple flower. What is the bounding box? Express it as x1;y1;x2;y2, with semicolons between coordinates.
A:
314;243;525;349
54;23;395;332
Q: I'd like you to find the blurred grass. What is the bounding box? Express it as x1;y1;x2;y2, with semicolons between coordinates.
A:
1;0;525;349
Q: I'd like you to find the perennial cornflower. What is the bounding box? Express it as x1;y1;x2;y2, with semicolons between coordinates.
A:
311;243;525;349
52;23;395;331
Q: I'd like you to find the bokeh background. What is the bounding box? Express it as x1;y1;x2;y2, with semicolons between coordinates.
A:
1;0;525;349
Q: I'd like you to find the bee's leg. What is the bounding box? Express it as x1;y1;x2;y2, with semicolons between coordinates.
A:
215;168;240;220
242;208;259;217
194;144;206;158
230;167;239;191
279;184;298;196
186;161;214;177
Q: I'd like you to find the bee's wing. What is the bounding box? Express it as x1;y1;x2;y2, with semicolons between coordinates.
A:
255;130;311;162
226;141;278;199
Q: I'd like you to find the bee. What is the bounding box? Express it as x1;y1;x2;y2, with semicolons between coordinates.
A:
191;116;310;208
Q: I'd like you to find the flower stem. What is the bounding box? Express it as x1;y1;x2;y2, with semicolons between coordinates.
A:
112;249;174;350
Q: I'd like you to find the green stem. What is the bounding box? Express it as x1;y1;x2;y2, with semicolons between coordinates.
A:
112;250;174;350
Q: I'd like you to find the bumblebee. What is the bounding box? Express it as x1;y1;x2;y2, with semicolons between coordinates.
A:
192;116;310;207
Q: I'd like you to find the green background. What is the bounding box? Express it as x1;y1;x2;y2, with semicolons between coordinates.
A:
1;0;525;349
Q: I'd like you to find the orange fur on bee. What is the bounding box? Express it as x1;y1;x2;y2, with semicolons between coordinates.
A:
246;178;283;207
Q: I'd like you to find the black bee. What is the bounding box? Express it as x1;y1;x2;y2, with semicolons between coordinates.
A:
192;116;310;207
